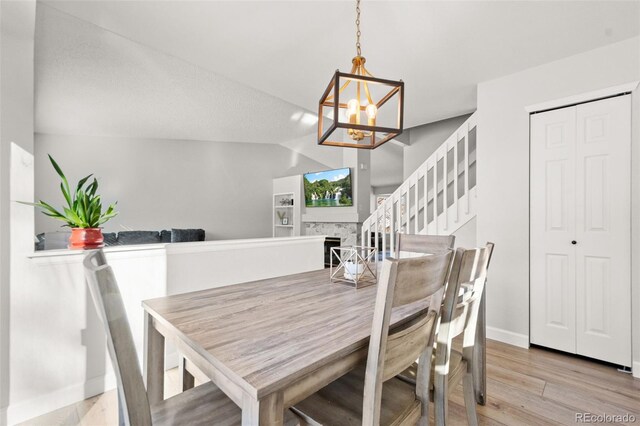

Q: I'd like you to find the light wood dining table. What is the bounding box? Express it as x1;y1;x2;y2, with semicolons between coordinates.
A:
142;268;486;425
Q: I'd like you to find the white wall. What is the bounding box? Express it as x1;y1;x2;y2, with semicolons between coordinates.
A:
34;134;327;239
0;2;37;424
477;37;640;358
452;216;477;249
280;133;343;172
403;114;472;180
370;142;404;188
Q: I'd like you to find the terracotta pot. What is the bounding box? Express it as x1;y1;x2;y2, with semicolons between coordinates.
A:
69;228;104;250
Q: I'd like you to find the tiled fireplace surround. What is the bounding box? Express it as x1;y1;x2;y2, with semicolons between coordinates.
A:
304;222;362;247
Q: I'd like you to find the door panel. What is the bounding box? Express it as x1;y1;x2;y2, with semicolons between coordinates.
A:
575;95;631;366
583;256;610;336
583;155;608;232
544;254;571;329
530;107;577;353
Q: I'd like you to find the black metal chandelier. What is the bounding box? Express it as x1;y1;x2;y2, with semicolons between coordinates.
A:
317;0;404;149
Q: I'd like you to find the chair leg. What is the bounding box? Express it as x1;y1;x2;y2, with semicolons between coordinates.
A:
433;374;448;426
117;390;125;426
463;373;479;426
416;348;432;426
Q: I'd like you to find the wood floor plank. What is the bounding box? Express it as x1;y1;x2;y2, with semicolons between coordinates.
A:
77;389;118;426
17;403;79;426
21;339;640;425
472;379;575;425
449;387;547;426
485;363;546;396
486;344;640;401
543;381;640;419
489;341;635;386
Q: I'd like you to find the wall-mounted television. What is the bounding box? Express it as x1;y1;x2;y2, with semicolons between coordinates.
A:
303;168;353;207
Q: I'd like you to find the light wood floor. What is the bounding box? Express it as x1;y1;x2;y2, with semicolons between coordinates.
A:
20;339;640;425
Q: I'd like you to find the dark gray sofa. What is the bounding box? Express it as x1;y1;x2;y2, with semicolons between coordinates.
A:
35;228;205;251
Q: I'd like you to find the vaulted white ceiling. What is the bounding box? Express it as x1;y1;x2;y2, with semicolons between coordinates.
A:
35;4;320;143
40;0;640;132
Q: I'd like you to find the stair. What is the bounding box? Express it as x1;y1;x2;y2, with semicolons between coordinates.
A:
362;112;478;258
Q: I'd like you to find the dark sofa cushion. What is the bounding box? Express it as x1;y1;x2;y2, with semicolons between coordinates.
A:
117;231;161;245
35;233;45;251
171;228;205;243
102;232;118;246
160;230;172;243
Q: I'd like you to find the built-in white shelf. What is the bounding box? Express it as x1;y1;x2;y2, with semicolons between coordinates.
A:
273;192;296;237
273;176;302;238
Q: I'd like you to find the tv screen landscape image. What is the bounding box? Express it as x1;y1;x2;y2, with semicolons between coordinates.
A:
304;168;353;207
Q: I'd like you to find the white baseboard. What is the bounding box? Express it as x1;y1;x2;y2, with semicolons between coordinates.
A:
486;326;529;349
5;351;179;426
633;361;640;379
6;373;116;426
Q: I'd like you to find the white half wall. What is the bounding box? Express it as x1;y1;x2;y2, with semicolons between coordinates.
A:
476;36;640;369
12;234;323;425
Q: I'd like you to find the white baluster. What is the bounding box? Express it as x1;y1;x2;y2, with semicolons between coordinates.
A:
453;134;459;224
423;169;428;232
464;130;470;215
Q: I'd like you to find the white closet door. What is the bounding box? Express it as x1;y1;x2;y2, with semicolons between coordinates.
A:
530;107;577;353
575;96;631;366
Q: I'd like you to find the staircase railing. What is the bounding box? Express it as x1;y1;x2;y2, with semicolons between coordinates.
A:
362;112;478;258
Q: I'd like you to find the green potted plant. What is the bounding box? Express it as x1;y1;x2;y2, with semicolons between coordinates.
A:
22;155;118;249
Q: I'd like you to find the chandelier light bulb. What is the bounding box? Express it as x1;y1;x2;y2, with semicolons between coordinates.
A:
366;104;377;127
347;98;360;125
365;104;377;118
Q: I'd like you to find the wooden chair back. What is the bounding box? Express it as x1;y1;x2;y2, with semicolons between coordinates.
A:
395;232;456;319
452;243;494;345
434;243;494;388
362;250;454;425
395;233;455;258
83;250;153;426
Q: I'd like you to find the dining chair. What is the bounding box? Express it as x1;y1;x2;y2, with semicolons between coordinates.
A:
82;250;300;426
393;232;456;390
291;250;456;426
395;233;455;258
398;243;495;426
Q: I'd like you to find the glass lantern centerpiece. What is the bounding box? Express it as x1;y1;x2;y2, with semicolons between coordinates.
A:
330;245;378;288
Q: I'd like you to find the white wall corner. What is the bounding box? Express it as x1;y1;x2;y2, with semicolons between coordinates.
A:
633;361;640;379
486;326;529;349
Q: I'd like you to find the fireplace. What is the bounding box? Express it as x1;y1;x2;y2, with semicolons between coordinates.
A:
304;222;361;247
324;237;341;267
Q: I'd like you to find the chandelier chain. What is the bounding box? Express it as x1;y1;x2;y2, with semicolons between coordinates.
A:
355;0;362;56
